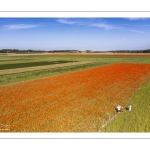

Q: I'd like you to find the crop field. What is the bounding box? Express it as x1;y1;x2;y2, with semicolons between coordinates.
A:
0;53;150;132
1;53;150;85
0;60;78;70
102;77;150;132
1;61;150;132
0;61;96;76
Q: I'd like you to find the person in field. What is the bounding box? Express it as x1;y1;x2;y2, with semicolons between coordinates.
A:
128;105;132;111
121;106;124;112
116;105;121;113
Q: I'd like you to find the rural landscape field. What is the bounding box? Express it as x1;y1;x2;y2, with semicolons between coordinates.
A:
0;52;150;132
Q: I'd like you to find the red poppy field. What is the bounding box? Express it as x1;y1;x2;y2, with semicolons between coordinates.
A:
1;63;150;132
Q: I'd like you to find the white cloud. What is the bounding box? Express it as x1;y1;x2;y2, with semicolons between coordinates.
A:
57;18;119;30
92;23;118;30
57;19;77;25
3;24;39;29
126;18;147;20
128;29;145;34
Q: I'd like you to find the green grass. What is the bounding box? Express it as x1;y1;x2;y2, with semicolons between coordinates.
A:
102;78;150;132
0;60;77;70
0;58;34;62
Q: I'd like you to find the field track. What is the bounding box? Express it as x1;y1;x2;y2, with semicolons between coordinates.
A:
1;63;150;132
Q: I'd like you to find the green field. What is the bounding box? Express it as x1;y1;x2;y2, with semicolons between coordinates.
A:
1;54;150;85
1;53;150;132
0;60;78;70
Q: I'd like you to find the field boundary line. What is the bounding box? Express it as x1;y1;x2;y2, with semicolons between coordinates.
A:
100;79;150;131
101;113;118;129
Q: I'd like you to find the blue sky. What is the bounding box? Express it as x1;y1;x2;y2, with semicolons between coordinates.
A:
0;18;150;51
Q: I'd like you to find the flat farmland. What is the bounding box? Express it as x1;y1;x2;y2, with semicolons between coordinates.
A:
1;63;150;132
1;53;150;85
1;53;150;132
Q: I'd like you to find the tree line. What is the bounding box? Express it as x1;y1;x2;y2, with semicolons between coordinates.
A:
0;49;150;53
109;49;150;53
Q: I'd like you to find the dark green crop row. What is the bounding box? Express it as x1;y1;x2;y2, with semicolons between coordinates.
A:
0;60;78;70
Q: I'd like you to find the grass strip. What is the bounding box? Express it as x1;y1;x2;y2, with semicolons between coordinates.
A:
0;61;95;75
0;60;77;70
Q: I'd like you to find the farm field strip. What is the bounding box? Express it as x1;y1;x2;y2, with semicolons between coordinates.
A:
1;63;150;132
0;53;7;56
47;53;150;56
0;58;73;65
0;61;107;86
0;61;95;76
7;53;50;56
0;60;78;70
0;59;44;65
